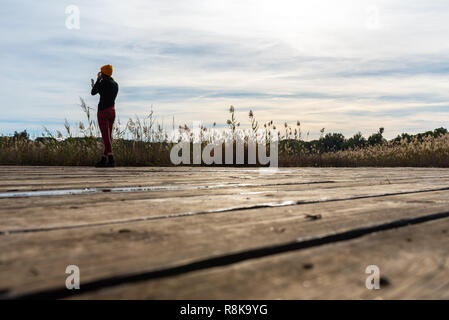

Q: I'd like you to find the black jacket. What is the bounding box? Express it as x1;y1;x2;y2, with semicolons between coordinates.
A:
91;76;119;111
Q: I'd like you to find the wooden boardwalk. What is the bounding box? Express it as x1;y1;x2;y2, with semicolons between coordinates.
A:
0;166;449;299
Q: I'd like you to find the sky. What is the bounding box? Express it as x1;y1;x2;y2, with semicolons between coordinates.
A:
1;0;449;139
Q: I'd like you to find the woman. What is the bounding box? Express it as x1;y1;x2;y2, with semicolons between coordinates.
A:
91;64;119;167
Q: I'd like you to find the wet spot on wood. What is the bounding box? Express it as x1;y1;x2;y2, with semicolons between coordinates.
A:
305;214;322;221
303;263;314;270
29;268;39;276
380;276;391;287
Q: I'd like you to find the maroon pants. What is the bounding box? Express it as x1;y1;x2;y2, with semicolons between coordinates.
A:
97;106;116;156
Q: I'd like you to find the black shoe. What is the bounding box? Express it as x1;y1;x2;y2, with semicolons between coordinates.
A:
95;156;107;168
107;155;115;167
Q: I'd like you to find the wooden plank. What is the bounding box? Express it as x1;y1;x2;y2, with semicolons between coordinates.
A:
1;189;449;298
1;178;449;232
2;174;444;211
74;217;449;299
1;166;448;192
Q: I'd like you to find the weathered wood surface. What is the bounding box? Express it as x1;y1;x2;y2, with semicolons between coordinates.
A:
0;166;448;299
78;218;449;300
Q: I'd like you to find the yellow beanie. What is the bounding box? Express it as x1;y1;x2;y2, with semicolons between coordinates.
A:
101;64;113;77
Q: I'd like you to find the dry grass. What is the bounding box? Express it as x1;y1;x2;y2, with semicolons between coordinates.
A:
279;134;449;167
1;99;449;167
